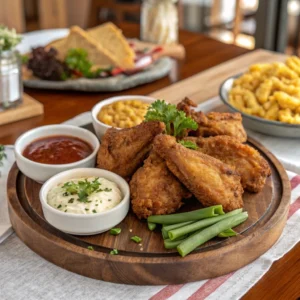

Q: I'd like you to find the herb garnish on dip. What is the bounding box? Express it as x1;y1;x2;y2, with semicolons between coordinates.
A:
47;177;122;214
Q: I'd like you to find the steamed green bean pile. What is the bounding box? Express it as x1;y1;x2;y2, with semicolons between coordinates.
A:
147;205;248;257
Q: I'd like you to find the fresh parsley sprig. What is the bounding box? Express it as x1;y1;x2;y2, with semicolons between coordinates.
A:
144;100;198;139
62;178;103;203
144;100;198;149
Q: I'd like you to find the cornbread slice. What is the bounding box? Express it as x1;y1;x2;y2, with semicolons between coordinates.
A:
47;26;117;68
88;22;135;69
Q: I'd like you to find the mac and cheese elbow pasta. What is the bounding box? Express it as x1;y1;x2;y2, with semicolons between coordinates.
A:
229;56;300;124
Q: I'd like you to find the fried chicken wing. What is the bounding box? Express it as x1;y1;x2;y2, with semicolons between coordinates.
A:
97;121;165;179
130;151;191;219
185;136;271;192
196;111;247;142
177;98;247;143
153;134;244;212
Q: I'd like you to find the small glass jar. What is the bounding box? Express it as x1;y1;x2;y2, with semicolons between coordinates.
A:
141;0;178;44
0;50;23;109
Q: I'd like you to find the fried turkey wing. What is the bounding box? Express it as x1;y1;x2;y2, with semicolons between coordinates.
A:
97;121;165;179
185;136;271;193
153;135;244;212
176;98;247;143
130;151;191;219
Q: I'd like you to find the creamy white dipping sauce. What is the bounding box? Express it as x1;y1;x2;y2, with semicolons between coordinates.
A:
47;177;122;214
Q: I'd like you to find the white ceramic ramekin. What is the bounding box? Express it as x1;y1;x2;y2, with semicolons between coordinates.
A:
91;95;156;139
39;168;130;235
14;125;100;183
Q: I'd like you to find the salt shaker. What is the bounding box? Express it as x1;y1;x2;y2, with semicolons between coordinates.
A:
0;49;23;109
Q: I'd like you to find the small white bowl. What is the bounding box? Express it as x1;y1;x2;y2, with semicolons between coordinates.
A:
91;95;156;139
39;168;130;235
15;125;100;183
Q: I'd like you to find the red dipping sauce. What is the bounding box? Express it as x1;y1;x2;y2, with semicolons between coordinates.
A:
23;135;93;165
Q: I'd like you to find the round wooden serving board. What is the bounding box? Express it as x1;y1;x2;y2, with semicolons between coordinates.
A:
7;137;290;285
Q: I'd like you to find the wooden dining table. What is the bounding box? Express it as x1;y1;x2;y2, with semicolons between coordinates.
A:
1;23;299;299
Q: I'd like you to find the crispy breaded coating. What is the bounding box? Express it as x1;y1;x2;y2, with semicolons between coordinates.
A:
97;121;165;179
153;135;244;212
176;98;247;143
130;151;191;219
184;136;271;193
195;111;247;143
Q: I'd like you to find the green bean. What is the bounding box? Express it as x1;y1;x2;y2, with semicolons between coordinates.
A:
177;212;248;257
218;228;237;237
164;237;187;249
163;221;194;232
168;209;242;240
161;221;194;239
162;229;169;239
147;205;224;224
148;222;157;231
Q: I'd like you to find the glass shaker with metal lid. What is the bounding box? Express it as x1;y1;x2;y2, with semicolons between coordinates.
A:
0;49;23;109
0;25;23;110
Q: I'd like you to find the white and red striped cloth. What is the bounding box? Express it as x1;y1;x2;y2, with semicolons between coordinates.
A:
147;172;300;300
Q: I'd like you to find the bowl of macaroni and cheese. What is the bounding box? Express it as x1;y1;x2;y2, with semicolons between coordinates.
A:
220;58;300;137
92;95;155;139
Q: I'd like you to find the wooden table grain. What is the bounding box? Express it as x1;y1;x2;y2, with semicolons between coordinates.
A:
1;23;299;299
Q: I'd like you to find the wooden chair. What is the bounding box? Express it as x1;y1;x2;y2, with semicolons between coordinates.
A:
38;0;68;29
88;0;141;28
0;0;25;32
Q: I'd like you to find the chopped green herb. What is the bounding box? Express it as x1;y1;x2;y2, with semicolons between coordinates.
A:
95;204;99;206
110;249;118;255
64;209;67;213
68;198;74;203
92;209;97;213
100;200;102;203
62;178;101;203
87;246;94;251
85;208;89;211
144;100;198;138
21;54;29;64
108;199;112;202
131;236;142;243
110;228;121;235
62;192;69;197
57;204;62;209
0;145;6;168
178;140;198;150
104;188;112;192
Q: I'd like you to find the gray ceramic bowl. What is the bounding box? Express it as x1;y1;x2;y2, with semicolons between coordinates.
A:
219;74;300;138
